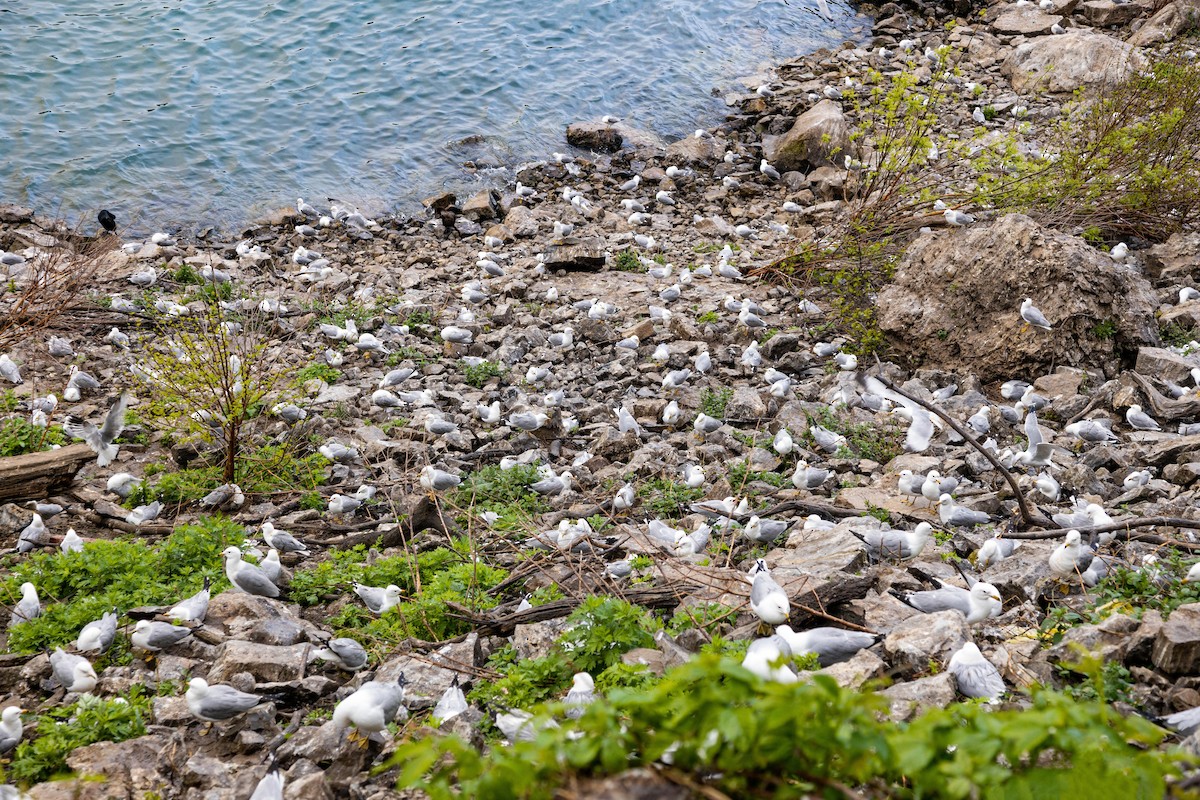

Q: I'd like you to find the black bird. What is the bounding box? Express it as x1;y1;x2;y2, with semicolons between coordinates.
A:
97;209;116;233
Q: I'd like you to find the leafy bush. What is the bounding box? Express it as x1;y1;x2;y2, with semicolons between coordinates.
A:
450;465;550;531
295;363;341;385
127;444;327;506
393;654;1180;800
0;418;66;457
611;249;642;272
557;597;660;673
1;518;243;654
460;359;504;388
290;545;457;607
636;478;703;519
699;387;733;418
9;690;151;786
808;405;906;463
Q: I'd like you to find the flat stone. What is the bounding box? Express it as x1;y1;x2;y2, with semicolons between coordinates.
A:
725;386;767;419
312;384;360;405
818;648;886;689
664;134;724;166
1081;0;1144;25
503;205;539;238
992;7;1063;34
1153;603;1200;674
461;189;500;222
543;237;606;271
1159;302;1200;330
1129;0;1200;45
1135;347;1198;384
774;522;868;580
208;640;310;684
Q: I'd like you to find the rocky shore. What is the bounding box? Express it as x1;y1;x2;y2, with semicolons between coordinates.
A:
2;0;1200;796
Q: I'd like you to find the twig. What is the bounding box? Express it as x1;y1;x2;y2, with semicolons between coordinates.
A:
999;517;1200;550
871;371;1051;528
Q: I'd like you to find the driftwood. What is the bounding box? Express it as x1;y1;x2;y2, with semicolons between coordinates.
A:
0;443;94;503
1132;372;1200;421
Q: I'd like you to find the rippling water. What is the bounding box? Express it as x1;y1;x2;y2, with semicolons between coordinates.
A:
0;0;864;233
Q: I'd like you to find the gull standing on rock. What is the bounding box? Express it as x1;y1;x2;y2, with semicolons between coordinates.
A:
1019;298;1052;331
186;678;268;721
892;581;1002;624
1126;404;1161;431
167;578;211;623
853;522;932;560
748;560;790;628
132;620;193;652
333;675;408;739
50;648;97;694
311;637;369;671
948;642;1005;701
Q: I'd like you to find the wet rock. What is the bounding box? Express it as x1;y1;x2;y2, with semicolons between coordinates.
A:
1002;30;1146;94
461;189;500;222
876;214;1158;382
762;100;849;172
1153;603;1200;674
880;672;957;722
566;122;623;153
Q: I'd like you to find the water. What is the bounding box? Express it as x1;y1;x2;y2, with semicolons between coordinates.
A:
0;0;864;233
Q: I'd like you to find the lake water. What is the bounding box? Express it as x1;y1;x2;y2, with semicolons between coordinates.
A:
0;0;864;233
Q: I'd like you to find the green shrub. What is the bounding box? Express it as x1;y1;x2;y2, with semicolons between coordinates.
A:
808;405;906;463
460;359;504;388
556;597;660;673
9;691;150;786
295;363;341;385
611;249;642;272
392;654;1180;800
700;387;733;418
0;418;66;457
636;478;703;519
450;465;550;531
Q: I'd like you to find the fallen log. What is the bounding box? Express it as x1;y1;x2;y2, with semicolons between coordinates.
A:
0;443;94;503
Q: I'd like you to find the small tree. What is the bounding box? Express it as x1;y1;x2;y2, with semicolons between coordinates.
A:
135;290;284;483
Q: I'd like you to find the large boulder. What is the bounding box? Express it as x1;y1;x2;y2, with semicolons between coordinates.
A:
991;7;1063;34
876;214;1158;382
1001;30;1145;94
1128;0;1200;45
762;100;849;172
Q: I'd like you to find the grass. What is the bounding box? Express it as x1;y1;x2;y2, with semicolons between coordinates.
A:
295;363;341;385
808;405;906;463
124;444;328;506
461;359;504;388
700;387;733;418
0;418;66;457
611;249;643;273
636;478;704;518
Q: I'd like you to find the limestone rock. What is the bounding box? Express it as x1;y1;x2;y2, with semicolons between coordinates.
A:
503;205;539;238
879;672;957;722
883;610;972;675
1135;347;1199;385
1153;603;1200;674
1081;0;1145;26
991;7;1063;34
876;214;1158;382
543;237;606;271
762;100;849;172
725;386;767;419
208;640;310;684
664;134;724;166
1128;0;1200;45
1002;30;1146;94
566;122;622;153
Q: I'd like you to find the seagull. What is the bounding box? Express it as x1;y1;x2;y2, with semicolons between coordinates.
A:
1126;404;1161;431
60;528;84;554
249;768;284;800
1034;471;1060;502
613;483;635;511
948;642;1005;701
354;583;403;614
791;460;829;490
131;620;192;652
261;521;308;554
976;531;1021;569
50;648;97;694
1049;530;1094;576
0;354;21;384
531;469;573;495
9;583;40;628
564;672;595;719
420;466;462;492
892;580;1002;624
743;516;790;545
748;560;790;627
167;578;211;623
17;514;48;553
433;676;469;724
223;546;280;598
742;636;798;683
1019;298;1052;331
853;523;932;560
311;637;369;671
77;609;118;652
760;160;781;181
1063;418;1119;444
943;209;975;226
333;675;408;737
774;625;881;667
937;494;990;527
186;678;268;721
0;707;23;754
62;392;128;467
682;463;706;488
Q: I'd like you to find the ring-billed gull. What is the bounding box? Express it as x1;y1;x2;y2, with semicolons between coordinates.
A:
1048;530;1094;576
186;678;267;721
77;609;118;652
50;648;97;693
420;466;461;492
0;706;23;754
853;522;932;560
743;516;789;545
9;583;40;628
742;636;798;683
921;471;958;502
937;494;990;527
1126;404;1161;431
948;642;1005;701
892;580;1002;624
433;676;469;724
354;583;403;614
976;532;1021;569
1019;298;1052;331
774;625;881;666
132;620;193;652
261;522;307;554
748;560;790;627
167;578;211;624
311;637;369;671
223;547;279;598
791;460;829;490
564;672;595;719
333;675;408;738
